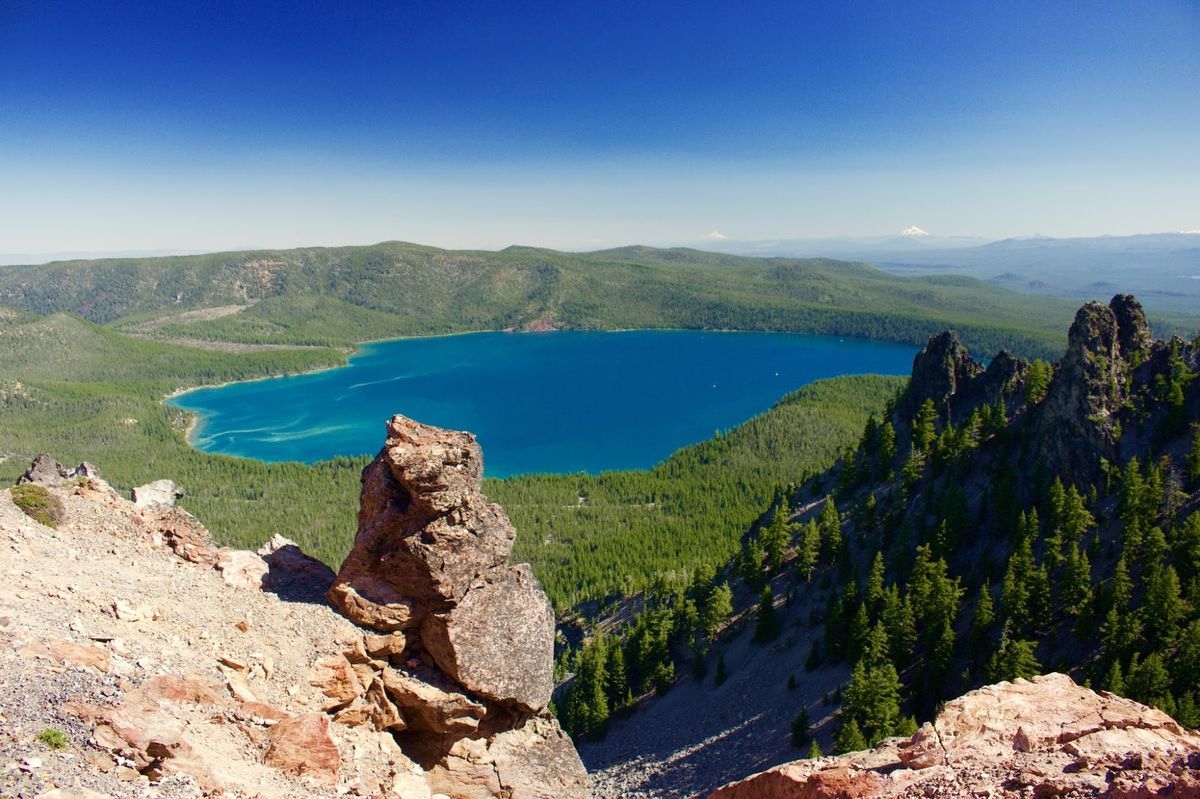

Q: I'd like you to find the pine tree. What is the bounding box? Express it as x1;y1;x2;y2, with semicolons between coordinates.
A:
797;520;821;581
701;582;733;642
834;718;867;754
761;505;792;573
1103;659;1126;695
968;582;996;666
878;421;896;470
1059;544;1093;616
807;740;823;759
1187;425;1200;488
818;497;843;563
988;624;1042;682
753;586;780;643
1025;359;1052;405
913;398;938;453
865;552;886;614
604;641;628;710
790;707;810;748
1129;652;1175;714
1144;566;1187;649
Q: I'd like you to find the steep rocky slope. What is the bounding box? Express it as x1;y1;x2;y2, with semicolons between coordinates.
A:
0;417;586;798
579;295;1200;797
710;674;1200;798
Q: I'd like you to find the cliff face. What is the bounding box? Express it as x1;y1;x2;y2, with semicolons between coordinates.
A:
1;427;587;799
710;674;1200;799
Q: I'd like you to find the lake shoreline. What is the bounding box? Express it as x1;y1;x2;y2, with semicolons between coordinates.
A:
162;329;917;476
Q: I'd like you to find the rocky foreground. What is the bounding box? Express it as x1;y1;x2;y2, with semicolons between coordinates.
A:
0;416;586;798
710;673;1200;799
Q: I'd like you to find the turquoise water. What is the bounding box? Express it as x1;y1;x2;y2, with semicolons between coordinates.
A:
169;331;916;476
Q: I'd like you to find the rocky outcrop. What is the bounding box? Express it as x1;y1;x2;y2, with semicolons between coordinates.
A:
710;674;1200;799
326;415;587;798
131;479;185;508
1037;295;1150;483
897;331;1029;431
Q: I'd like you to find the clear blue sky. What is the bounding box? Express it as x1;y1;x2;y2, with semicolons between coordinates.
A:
1;1;1197;253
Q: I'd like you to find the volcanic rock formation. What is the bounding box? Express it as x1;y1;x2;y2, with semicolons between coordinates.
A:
327;414;588;797
709;673;1200;799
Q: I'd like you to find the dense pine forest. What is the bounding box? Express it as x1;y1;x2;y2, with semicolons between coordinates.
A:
557;295;1200;750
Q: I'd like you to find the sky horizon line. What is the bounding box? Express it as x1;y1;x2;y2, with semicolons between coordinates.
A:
3;227;1200;267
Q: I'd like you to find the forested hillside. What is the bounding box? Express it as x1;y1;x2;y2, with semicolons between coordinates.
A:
0;308;899;611
559;295;1200;754
0;242;1083;357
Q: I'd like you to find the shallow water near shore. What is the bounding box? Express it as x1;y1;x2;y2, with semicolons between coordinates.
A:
168;330;916;476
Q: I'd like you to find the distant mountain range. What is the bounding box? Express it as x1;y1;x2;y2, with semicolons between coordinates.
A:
692;232;1200;321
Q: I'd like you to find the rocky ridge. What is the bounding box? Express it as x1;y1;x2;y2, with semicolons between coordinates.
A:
710;673;1200;798
0;420;586;799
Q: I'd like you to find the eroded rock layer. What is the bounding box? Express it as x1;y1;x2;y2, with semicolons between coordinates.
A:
710;674;1200;799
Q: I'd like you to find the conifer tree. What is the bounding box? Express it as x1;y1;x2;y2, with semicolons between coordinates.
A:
1129;652;1175;714
913;398;938;453
701;582;733;642
1144;565;1186;649
1103;659;1126;695
878;420;896;470
807;740;823;759
834;718;867;754
818;497;843;563
753;586;780;643
865;551;886;614
797;520;821;581
968;581;996;666
761;505;792;573
1059;544;1093;616
790;707;810;748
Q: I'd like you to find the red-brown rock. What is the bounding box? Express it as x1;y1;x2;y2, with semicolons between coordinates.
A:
711;674;1200;799
263;712;340;786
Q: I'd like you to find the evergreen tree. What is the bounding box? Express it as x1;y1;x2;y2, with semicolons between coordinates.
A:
1059;544;1093;616
807;740;823;759
701;582;733;642
865;551;886;614
790;707;810;748
796;520;821;581
1144;566;1187;649
1103;659;1126;696
761;505;792;573
878;421;896;470
604;641;628;711
968;581;996;666
753;586;780;643
988;624;1042;682
1129;652;1175;714
834;718;867;754
913;398;938;453
1025;359;1052;405
818;497;843;563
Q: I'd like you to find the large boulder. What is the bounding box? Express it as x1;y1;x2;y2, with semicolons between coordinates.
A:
329;416;515;628
17;453;68;487
710;674;1200;799
132;479;185;509
324;414;587;798
421;564;555;712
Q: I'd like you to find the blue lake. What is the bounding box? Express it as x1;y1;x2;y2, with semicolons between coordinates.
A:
168;331;917;476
